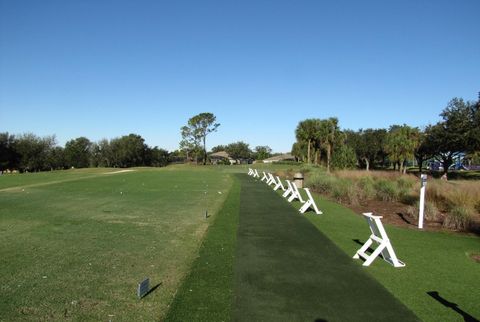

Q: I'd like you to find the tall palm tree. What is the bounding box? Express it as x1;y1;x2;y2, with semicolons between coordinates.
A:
295;119;318;164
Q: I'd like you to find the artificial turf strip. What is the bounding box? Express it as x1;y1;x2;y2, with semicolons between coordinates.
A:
234;174;419;322
164;177;240;321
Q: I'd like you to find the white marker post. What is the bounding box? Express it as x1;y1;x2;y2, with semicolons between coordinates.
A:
418;174;427;229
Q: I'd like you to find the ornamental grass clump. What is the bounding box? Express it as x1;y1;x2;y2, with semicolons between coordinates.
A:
374;179;400;202
443;206;473;231
357;176;376;201
331;178;360;206
406;201;441;222
305;171;337;194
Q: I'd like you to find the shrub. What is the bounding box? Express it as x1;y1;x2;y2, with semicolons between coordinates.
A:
331;179;359;206
357;176;376;201
406;201;441;221
443;206;473;231
331;145;357;170
305;171;338;194
396;176;416;189
375;179;400;202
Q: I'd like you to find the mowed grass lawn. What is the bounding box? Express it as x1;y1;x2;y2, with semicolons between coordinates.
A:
0;166;232;321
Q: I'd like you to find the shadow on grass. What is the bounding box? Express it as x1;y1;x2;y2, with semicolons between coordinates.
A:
352;239;374;254
142;283;161;299
427;291;479;322
396;212;414;226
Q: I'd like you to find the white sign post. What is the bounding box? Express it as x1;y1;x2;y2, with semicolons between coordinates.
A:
353;212;405;268
418;174;427;229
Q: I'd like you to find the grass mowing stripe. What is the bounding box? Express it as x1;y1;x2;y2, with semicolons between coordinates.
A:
301;194;480;322
234;174;419;321
164;176;240;321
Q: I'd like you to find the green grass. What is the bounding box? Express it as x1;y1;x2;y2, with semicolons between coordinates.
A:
295;191;480;322
165;176;240;321
233;174;417;321
3;166;479;321
0;168;118;190
0;167;232;321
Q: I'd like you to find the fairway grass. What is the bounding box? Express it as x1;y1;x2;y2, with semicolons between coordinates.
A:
0;167;232;321
296;192;480;322
2;166;479;321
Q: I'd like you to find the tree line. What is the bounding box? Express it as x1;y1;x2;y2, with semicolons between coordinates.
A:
0;133;169;172
291;97;480;174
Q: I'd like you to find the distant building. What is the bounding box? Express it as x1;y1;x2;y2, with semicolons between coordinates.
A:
262;154;296;163
210;151;236;165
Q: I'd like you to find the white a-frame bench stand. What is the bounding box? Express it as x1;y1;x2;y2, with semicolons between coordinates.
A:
299;188;322;214
252;169;260;178
283;181;305;203
261;171;269;182
266;173;276;186
273;176;286;191
353;213;405;268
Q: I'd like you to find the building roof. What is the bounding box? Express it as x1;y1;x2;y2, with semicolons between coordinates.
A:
210;151;231;159
263;154;296;162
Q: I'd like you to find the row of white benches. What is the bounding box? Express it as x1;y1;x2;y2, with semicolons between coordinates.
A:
246;168;405;268
248;168;322;215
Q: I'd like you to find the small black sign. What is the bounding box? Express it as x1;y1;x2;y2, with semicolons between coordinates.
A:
137;278;150;299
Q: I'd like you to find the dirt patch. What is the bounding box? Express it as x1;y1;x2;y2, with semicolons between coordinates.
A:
344;199;480;234
469;253;480;263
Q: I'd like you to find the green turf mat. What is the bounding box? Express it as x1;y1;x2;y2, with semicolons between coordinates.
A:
233;174;419;322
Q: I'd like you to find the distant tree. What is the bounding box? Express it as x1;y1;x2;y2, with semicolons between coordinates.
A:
180;113;220;165
291;141;306;162
180;125;200;163
423;98;478;174
414;129;435;173
110;134;147;167
0;132;19;171
145;146;169;167
345;128;387;171
46;146;66;170
385;125;419;174
322;117;341;173
254;145;272;160
15;133;56;172
64;137;92;168
295;119;318;164
331;145;357;170
226;141;252;162
210;145;227;153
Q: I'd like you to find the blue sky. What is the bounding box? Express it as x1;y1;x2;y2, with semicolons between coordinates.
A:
1;0;478;153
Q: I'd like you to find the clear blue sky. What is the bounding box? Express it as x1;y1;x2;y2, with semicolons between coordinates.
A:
1;0;478;153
